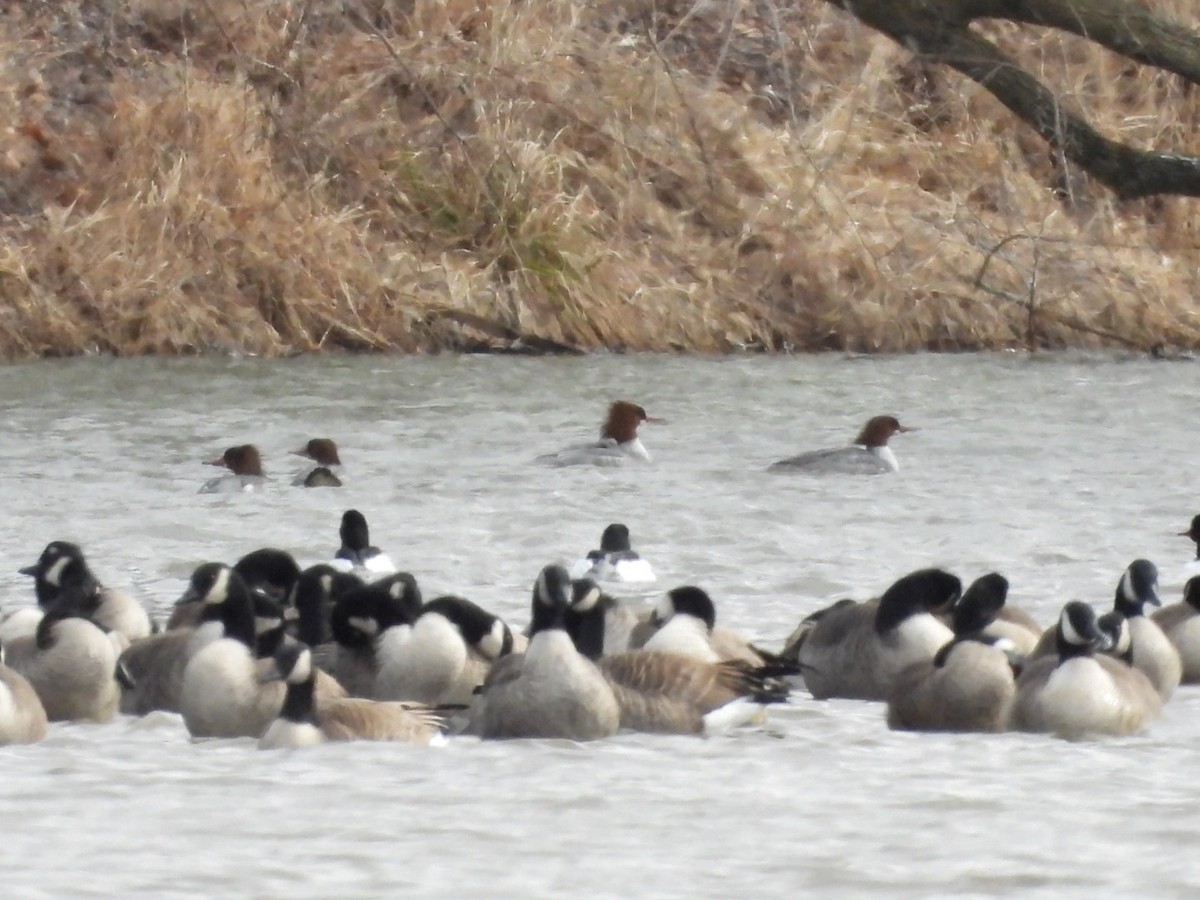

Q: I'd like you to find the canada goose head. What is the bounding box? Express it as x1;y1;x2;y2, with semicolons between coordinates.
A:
1055;602;1111;659
652;586;717;632
1114;559;1160;617
233;548;301;605
951;573;1009;636
874;568;962;636
599;524;632;553
1183;576;1200;613
291;564;363;646
20;541;102;613
1096;611;1133;664
420;596;514;661
338;510;373;559
187;563;257;649
529;565;572;635
260;641;315;687
330;575;420;648
1180;514;1200;545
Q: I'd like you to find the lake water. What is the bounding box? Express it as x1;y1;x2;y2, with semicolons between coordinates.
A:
1;351;1197;897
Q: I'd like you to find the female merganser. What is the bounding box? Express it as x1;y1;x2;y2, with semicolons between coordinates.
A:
568;523;656;583
536;401;663;467
768;415;914;475
1010;602;1160;739
200;444;267;493
331;510;397;578
291;438;344;488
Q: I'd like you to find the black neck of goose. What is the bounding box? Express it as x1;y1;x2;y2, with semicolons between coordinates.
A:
280;678;318;725
297;596;332;646
35;607;74;651
875;597;924;636
1113;592;1144;619
529;597;566;637
256;625;286;659
565;604;606;660
221;588;258;650
1055;631;1095;661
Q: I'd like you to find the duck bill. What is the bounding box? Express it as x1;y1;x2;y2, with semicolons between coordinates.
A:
207;457;229;468
18;565;36;577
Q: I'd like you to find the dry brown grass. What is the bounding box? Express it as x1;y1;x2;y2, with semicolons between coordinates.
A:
0;0;1197;357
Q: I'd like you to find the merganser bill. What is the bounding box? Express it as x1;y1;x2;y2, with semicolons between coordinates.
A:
200;444;267;493
536;401;663;467
768;415;914;475
568;523;656;583
291;438;344;487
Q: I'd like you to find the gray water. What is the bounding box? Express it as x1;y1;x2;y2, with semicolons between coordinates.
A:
1;352;1198;898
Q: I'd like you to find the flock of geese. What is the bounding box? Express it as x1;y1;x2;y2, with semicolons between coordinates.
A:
3;503;1200;750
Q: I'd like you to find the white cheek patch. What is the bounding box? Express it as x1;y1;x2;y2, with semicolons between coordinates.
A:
293;650;313;683
1119;571;1135;604
1060;610;1086;646
319;574;333;594
573;585;602;612
479;621;508;659
255;616;281;636
388;581;406;601
44;557;70;588
654;593;676;623
348;616;379;638
208;568;230;606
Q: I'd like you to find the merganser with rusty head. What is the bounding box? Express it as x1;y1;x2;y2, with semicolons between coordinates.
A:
768;415;914;475
200;444;267;493
536;401;663;467
291;438;344;487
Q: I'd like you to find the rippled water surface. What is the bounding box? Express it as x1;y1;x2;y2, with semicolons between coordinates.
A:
2;352;1199;897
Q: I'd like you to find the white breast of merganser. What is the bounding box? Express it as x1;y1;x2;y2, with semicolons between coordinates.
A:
768;415;912;475
536;401;662;467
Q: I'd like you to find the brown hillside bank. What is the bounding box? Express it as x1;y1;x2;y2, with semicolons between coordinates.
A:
0;0;1197;357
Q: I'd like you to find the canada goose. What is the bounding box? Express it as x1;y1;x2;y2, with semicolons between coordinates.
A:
169;547;301;631
178;563;345;739
947;572;1040;656
0;647;48;745
470;566;619;741
292;565;363;648
331;510;396;578
782;568;961;701
1097;611;1134;665
568;523;656;583
258;642;445;749
4;604;120;723
887;635;1017;734
1111;559;1180;701
566;580;791;735
640;585;773;667
887;573;1021;733
1010;601;1161;739
373;595;514;706
0;607;43;646
329;573;422;698
20;541;152;642
1151;575;1200;683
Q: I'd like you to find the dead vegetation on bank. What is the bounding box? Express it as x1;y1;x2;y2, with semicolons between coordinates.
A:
0;0;1196;357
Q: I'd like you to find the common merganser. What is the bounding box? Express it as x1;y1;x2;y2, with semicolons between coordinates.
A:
291;438;344;488
1010;602;1160;739
331;510;397;578
568;523;656;583
200;444;267;493
780;568;960;701
768;415;914;475
535;401;663;467
258;642;446;749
